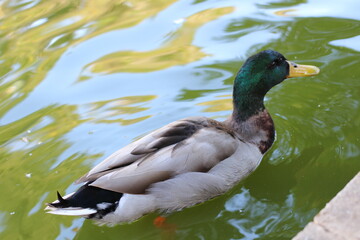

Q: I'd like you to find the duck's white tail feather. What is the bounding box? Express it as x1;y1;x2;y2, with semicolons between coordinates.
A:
45;206;97;216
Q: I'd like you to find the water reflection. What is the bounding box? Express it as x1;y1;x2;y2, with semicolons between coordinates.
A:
197;95;231;112
0;0;360;239
82;95;156;125
85;7;233;74
224;189;317;240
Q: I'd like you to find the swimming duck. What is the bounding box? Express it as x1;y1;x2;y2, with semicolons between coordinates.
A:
45;50;319;225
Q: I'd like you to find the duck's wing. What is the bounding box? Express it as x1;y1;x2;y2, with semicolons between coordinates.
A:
77;117;241;194
76;117;210;183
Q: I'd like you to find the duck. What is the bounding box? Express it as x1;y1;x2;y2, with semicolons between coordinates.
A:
45;50;319;225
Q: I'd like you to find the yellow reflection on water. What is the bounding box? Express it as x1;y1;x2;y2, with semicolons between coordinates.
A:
86;7;234;74
274;9;297;17
197;94;232;112
85;95;156;125
0;0;178;112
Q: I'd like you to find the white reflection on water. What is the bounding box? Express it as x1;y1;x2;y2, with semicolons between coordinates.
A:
330;36;360;52
0;212;6;233
268;0;360;21
28;192;49;216
55;218;84;240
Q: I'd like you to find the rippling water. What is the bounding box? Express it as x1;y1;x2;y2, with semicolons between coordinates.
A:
0;0;359;239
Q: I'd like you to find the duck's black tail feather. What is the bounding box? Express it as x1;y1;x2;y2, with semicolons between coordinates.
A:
45;183;123;219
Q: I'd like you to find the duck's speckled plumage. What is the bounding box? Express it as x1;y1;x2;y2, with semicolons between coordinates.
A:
45;50;319;225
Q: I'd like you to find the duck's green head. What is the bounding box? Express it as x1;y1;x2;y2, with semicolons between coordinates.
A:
233;50;320;120
235;50;319;96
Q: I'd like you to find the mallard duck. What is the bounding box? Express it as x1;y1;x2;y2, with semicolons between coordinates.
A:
45;50;319;225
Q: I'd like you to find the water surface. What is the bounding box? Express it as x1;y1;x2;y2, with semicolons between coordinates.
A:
0;0;360;239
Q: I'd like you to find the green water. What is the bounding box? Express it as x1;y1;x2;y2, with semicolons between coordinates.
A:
0;0;359;239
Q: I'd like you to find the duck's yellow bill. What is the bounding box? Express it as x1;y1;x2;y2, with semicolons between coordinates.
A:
286;60;320;78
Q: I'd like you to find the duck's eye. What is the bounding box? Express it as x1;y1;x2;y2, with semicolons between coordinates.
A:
270;59;280;68
269;57;284;68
